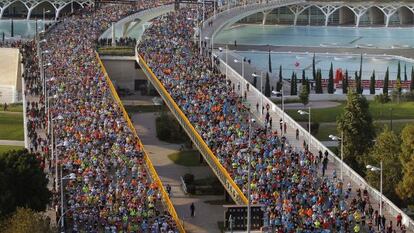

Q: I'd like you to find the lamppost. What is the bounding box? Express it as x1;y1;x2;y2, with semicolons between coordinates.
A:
329;132;344;180
272;86;285;132
42;62;52;112
43;9;51;28
240;118;256;233
51;114;64;191
59;172;76;231
298;107;311;150
366;161;383;216
252;72;264;115
234;58;244;97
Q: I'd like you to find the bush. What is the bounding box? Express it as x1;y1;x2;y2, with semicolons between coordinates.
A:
183;173;194;184
155;112;190;143
307;122;319;135
186;184;196;194
374;94;390;104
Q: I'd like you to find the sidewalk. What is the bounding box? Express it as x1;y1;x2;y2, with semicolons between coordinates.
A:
0;140;24;146
132;112;225;233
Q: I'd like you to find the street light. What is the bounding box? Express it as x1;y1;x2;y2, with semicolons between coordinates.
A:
234;58;245;97
329;132;344;180
252;72;264;115
60;172;76;231
298;107;311;151
240;118;256;233
272;87;285;133
366;162;383;216
43;9;51;24
52;114;64;192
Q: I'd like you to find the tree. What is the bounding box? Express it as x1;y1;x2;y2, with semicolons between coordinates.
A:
383;67;389;95
0;149;51;217
343;70;349;94
301;69;306;87
397;126;414;201
290;72;295;95
315;69;323;94
337;91;375;173
365;127;402;202
328;62;334;94
0;208;55;233
299;79;309;106
276;65;283;91
396;61;402;95
264;72;271;97
411;66;414;92
268;49;272;73
399;124;414;165
355;71;363;94
404;64;408;82
370;70;376;95
312;53;316;81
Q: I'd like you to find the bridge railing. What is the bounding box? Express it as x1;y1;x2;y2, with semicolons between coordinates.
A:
217;56;414;229
135;51;248;206
95;52;186;233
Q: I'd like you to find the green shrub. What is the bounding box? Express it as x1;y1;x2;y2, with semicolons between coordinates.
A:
187;184;196;194
183;173;194;184
374;94;390;104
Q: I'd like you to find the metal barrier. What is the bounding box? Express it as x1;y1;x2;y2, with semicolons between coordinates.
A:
95;52;186;233
136;52;248;206
217;57;414;230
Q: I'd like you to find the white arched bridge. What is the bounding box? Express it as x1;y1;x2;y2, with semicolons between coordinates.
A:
0;0;93;20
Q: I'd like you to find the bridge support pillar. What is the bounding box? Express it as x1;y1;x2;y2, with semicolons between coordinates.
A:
348;5;369;27
26;7;33;20
288;4;310;26
378;5;397;27
315;5;340;26
111;22;116;47
262;10;271;25
0;8;4;19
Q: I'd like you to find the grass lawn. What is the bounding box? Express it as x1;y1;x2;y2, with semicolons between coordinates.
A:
286;101;414;122
167;150;203;166
314;120;414;141
0;112;24;141
0;103;23;112
0;145;24;154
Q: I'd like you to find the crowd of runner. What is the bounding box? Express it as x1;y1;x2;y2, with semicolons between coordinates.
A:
138;6;408;233
3;2;179;233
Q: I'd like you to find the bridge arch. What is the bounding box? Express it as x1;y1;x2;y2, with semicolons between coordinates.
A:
29;1;56;20
359;6;385;26
2;0;28;18
393;6;414;25
327;6;355;26
296;5;324;25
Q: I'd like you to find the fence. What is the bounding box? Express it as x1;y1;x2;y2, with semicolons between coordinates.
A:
218;56;414;229
135;51;248;206
95;52;186;233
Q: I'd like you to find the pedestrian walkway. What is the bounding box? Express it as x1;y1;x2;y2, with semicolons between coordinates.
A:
132;111;226;233
0;140;24;146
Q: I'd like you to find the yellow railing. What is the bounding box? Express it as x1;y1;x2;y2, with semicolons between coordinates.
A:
136;53;248;205
95;52;185;233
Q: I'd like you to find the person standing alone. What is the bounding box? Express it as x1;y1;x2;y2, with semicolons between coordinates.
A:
190;203;195;217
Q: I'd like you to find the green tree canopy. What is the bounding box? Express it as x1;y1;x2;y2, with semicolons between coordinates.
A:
328;63;334;94
370;70;376;95
365;127;402;202
343;70;348;94
337;91;375;173
0;149;51;217
265;72;271;97
397;124;414;201
0;208;54;233
384;67;389;95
